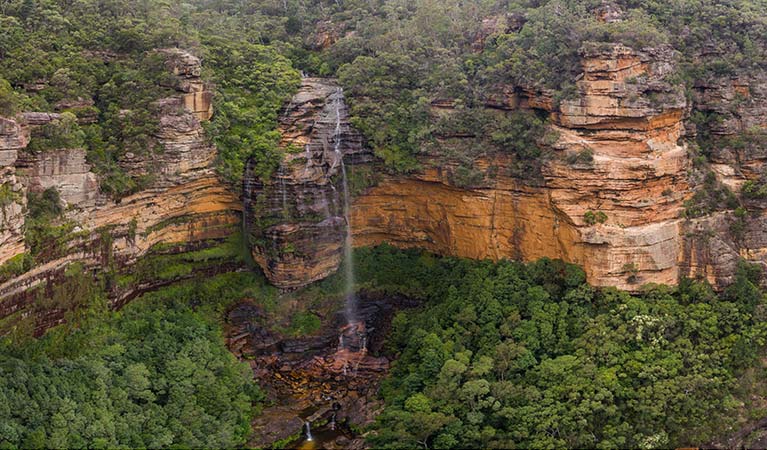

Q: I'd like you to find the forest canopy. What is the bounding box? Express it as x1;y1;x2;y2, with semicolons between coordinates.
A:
0;272;266;449
2;245;766;448
349;246;767;449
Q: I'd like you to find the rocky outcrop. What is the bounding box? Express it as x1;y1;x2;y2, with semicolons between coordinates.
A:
0;117;28;263
691;74;767;187
354;44;691;290
306;20;344;51
540;44;689;287
16;146;99;208
158;48;213;121
120;95;216;185
676;71;767;286
228;291;417;449
244;78;366;289
0;49;240;334
249;44;767;291
2;37;766;335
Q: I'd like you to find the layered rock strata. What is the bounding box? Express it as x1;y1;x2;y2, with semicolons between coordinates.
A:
676;73;767;286
248;45;767;291
0;49;239;333
2;39;765;328
158;48;214;121
354;44;690;290
244;78;365;289
0;117;28;263
16;146;99;208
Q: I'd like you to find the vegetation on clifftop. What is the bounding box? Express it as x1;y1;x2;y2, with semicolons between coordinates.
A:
235;0;767;178
203;44;300;186
3;0;766;185
0;0;302;195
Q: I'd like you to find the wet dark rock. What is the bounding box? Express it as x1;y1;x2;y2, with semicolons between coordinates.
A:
280;333;337;353
250;406;305;448
243;78;370;290
227;291;419;449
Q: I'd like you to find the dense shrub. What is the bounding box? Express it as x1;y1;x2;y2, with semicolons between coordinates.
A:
584;210;608;225
684;171;740;218
203;43;301;186
0;78;19;116
347;245;767;449
26;112;85;152
24;187;71;259
0;272;267;449
742;179;767;199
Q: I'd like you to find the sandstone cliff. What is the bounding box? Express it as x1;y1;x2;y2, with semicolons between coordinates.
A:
252;43;766;291
3;41;766;328
353;46;689;289
0;49;239;334
677;73;767;286
354;44;766;290
0;117;28;263
244;78;365;289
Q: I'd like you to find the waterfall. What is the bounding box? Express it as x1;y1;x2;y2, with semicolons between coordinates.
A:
242;163;253;254
332;87;357;325
353;333;367;375
305;421;313;442
279;168;288;219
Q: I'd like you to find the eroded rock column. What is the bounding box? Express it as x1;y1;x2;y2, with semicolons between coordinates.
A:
244;78;365;289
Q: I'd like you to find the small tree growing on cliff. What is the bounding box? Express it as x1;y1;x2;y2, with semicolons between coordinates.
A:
584;210;607;225
27;112;85;152
566;148;594;166
0;78;18;116
622;262;639;284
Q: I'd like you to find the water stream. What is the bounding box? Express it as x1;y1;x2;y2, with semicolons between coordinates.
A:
280;167;289;219
332;87;357;329
304;421;313;442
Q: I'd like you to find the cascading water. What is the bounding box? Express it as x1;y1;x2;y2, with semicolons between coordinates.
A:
242;163;254;255
279;167;289;219
304;421;313;442
332;87;357;327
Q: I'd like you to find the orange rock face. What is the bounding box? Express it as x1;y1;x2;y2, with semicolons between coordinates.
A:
353;44;691;290
233;43;767;292
251;45;766;291
352;168;583;265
